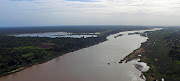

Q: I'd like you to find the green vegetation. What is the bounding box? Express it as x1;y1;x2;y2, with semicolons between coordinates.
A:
0;26;149;76
142;28;180;81
0;36;106;76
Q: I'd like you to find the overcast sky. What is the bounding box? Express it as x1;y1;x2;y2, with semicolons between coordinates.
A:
1;0;180;27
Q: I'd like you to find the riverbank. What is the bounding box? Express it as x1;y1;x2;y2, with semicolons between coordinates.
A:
122;28;180;81
0;37;107;77
123;38;153;62
117;28;164;81
122;30;160;81
123;39;152;80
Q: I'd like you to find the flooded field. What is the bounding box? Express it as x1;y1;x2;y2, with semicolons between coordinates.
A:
14;32;98;38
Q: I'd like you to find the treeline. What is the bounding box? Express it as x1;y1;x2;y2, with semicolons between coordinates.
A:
143;28;180;81
0;26;150;34
165;30;180;61
0;36;106;76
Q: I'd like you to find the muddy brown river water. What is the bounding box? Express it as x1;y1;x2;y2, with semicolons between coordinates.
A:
0;28;162;81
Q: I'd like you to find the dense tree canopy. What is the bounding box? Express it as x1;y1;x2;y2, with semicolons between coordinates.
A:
144;28;180;81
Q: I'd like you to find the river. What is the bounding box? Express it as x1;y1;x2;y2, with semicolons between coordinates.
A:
0;28;162;81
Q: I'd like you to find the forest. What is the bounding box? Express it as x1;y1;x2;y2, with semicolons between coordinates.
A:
143;28;180;81
0;26;150;76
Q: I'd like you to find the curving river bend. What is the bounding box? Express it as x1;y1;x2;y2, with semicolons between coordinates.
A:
0;28;162;81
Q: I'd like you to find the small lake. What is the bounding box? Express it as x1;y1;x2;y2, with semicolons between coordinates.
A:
14;32;98;38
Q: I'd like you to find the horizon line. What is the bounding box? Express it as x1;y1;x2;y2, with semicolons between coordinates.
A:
0;25;180;28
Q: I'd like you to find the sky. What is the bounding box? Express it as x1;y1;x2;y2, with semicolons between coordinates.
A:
1;0;180;27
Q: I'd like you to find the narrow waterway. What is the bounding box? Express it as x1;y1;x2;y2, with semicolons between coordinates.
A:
0;28;161;81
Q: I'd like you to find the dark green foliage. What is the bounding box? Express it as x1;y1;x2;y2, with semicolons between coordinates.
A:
144;28;180;81
0;36;106;76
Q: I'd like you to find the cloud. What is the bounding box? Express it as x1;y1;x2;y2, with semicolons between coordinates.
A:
10;0;34;1
67;0;97;2
1;0;180;27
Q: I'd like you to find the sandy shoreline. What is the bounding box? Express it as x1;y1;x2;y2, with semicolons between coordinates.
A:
121;39;153;80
